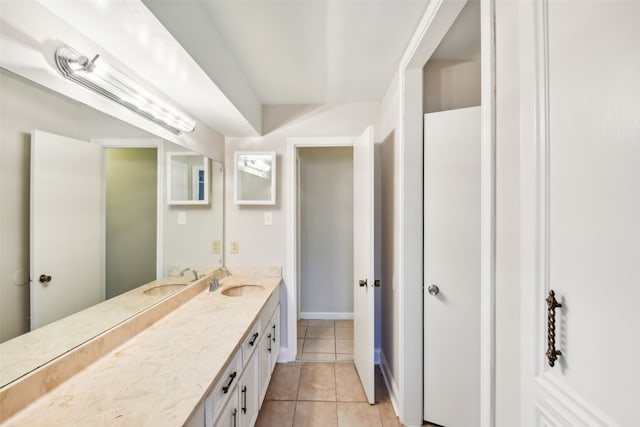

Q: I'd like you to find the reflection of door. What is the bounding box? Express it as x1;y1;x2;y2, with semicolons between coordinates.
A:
30;131;104;329
423;107;480;425
353;126;375;404
520;2;639;426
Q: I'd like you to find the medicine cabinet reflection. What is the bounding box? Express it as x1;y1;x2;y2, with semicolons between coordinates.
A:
167;152;209;205
234;152;276;205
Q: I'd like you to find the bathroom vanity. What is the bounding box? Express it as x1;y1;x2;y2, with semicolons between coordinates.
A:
0;268;282;427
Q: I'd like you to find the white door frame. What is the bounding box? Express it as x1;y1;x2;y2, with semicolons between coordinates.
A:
284;136;356;362
93;138;164;279
394;0;496;425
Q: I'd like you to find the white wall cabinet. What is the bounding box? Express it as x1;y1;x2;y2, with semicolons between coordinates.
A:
203;293;280;427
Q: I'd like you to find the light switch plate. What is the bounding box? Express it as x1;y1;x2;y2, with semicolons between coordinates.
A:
230;240;240;254
264;212;273;226
211;240;221;254
177;211;186;225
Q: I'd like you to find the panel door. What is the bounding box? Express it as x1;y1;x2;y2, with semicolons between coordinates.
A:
520;1;640;426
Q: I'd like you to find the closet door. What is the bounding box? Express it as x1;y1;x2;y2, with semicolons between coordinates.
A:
519;1;640;425
423;107;480;426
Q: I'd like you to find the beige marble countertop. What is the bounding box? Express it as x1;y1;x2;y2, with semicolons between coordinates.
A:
1;269;282;427
1;266;219;388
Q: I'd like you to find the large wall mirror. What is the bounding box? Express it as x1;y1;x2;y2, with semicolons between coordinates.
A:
0;68;224;388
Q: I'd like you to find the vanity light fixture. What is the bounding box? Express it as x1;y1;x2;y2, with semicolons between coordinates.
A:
55;46;196;134
239;157;272;179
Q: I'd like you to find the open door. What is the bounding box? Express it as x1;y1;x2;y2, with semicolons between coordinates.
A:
423;107;480;425
30;131;104;329
353;126;375;404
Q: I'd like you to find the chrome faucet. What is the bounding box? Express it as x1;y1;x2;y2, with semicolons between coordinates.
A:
179;268;199;282
210;266;231;292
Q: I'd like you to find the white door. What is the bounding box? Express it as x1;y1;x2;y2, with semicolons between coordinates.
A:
520;2;640;426
423;107;480;425
353;125;375;404
30;131;104;329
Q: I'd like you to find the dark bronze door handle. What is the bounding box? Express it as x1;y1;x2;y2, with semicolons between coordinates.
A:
546;290;562;367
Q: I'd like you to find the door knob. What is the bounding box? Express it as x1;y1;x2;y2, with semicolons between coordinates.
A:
39;274;52;285
427;284;439;296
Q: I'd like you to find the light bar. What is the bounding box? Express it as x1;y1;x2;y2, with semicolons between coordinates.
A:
55;46;196;134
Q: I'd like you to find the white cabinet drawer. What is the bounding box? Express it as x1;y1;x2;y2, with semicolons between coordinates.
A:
241;320;261;367
206;350;242;426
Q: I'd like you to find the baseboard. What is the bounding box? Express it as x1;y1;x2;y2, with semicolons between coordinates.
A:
300;312;353;320
380;351;401;418
277;346;294;363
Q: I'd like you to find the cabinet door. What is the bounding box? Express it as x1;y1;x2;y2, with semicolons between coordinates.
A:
257;328;271;406
212;387;239;427
269;305;281;371
239;352;259;427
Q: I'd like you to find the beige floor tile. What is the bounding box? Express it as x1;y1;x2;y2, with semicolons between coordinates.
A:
335;364;367;402
306;326;335;339
377;401;403;427
337;402;383;427
301;352;336;362
297;326;307;338
335;320;353;328
336;339;353;354
297;363;336;401
336;353;354;361
297;338;304;350
297;319;308;328
306;319;335;327
303;338;335;353
265;363;302;401
335;327;353;340
256;400;296;427
375;370;391;404
293;401;338;427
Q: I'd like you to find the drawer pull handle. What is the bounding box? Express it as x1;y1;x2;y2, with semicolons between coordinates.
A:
249;332;259;346
222;371;237;394
272;324;276;342
241;385;247;414
232;408;237;427
267;333;272;353
546;290;563;367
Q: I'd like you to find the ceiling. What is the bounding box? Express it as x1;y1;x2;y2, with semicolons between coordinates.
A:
147;0;430;106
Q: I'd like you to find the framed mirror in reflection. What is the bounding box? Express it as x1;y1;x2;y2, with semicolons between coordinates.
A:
234;152;277;205
0;68;224;388
167;152;210;205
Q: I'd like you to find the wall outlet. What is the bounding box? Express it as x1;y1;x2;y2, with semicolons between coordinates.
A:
211;240;221;254
230;240;240;254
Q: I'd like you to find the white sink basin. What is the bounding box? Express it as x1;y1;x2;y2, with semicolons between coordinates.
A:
143;283;187;296
220;284;264;297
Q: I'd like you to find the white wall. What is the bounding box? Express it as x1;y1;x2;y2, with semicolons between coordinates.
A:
423;60;481;113
377;71;402;398
298;147;354;317
225;102;379;351
0;70;153;342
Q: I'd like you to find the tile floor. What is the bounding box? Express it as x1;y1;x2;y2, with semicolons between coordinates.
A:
296;319;354;362
255;362;405;427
